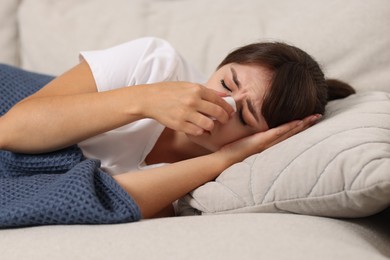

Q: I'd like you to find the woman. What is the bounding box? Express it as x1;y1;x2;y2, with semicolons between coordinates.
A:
0;37;354;220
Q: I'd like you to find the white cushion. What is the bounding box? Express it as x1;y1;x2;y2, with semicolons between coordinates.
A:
18;0;390;93
178;91;390;218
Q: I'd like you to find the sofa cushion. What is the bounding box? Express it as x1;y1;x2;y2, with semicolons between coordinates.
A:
0;0;20;66
178;91;390;218
18;0;390;93
1;213;389;260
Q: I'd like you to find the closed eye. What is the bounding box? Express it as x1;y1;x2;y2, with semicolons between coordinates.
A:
220;79;232;92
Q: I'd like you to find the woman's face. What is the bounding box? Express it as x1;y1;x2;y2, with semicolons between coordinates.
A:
188;63;273;151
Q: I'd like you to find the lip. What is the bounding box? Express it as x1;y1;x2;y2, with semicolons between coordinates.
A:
204;130;212;135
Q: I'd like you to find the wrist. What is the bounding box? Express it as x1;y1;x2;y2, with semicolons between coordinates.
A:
203;152;233;177
123;84;150;119
213;145;248;169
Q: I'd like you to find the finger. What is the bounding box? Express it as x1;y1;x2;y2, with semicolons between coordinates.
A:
201;89;235;118
179;121;205;136
197;100;230;124
214;91;229;97
264;119;303;141
265;121;304;148
266;114;322;148
186;111;215;131
275;114;321;137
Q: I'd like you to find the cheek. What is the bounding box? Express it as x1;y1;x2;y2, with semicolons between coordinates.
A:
188;119;257;152
211;121;253;147
204;70;227;92
204;79;221;92
187;124;247;152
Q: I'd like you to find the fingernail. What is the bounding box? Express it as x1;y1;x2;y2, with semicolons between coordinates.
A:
311;114;322;122
216;91;228;97
297;120;304;126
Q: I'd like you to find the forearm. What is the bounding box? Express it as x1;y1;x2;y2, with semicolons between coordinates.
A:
113;115;319;219
1;86;146;153
113;152;230;219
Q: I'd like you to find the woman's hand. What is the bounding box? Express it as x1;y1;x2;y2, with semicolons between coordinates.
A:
137;82;235;135
114;114;321;218
216;114;322;166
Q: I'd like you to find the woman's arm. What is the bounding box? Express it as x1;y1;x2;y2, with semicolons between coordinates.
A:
0;61;143;153
113;115;319;219
0;61;233;153
114;151;227;219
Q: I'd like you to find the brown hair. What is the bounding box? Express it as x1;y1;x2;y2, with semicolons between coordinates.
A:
217;42;355;128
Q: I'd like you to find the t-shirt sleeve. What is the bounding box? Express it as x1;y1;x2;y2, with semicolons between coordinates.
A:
79;37;205;92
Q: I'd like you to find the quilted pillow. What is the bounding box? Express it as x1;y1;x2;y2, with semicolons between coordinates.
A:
177;91;390;218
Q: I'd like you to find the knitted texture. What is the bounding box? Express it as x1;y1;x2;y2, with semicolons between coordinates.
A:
0;64;53;116
0;64;141;228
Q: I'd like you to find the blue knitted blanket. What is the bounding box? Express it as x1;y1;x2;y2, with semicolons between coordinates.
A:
0;64;141;228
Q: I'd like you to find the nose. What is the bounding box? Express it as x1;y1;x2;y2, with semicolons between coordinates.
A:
230;91;247;111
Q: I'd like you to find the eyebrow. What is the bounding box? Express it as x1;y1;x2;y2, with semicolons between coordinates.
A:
231;66;260;124
230;67;241;88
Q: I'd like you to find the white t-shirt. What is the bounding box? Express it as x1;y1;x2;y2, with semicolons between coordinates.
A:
78;37;206;175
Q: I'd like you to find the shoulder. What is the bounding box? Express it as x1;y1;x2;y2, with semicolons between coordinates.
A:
126;37;184;83
121;37;180;64
80;37;203;89
80;37;183;89
137;37;181;65
133;37;176;51
126;37;206;83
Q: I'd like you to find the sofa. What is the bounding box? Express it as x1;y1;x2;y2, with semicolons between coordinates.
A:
1;0;389;259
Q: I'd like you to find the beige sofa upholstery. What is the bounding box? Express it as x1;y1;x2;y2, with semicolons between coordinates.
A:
1;0;389;259
1;213;389;260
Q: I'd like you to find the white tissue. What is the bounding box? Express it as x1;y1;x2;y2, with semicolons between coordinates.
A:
210;96;237;120
222;96;237;112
